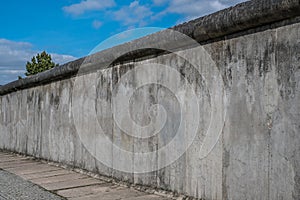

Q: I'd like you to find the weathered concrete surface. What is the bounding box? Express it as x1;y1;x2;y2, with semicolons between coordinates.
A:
0;0;300;199
0;0;299;96
0;152;171;200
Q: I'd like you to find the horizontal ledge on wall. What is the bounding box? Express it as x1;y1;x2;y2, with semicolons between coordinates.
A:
1;0;300;95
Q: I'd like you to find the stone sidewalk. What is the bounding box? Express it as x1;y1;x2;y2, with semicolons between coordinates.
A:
0;152;172;200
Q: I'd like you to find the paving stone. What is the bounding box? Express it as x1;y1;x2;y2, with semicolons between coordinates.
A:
69;187;147;200
0;152;170;199
42;177;104;191
0;160;41;169
0;154;16;157
24;169;73;180
68;187;170;200
57;183;115;198
31;173;88;184
123;195;171;200
6;164;61;175
0;157;27;163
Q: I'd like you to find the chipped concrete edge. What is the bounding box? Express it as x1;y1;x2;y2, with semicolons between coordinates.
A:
0;0;300;96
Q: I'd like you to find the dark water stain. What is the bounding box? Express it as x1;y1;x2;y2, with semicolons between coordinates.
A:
276;42;297;101
27;90;34;104
293;169;300;199
50;93;60;109
96;71;112;101
222;148;230;200
226;44;233;63
259;49;272;77
246;58;254;75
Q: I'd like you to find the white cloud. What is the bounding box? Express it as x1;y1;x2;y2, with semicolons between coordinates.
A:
0;39;77;85
210;0;227;10
63;0;115;16
167;0;226;20
153;0;246;21
113;1;153;26
1;69;25;74
0;39;34;66
62;0;246;29
51;54;77;64
92;20;102;29
152;0;169;6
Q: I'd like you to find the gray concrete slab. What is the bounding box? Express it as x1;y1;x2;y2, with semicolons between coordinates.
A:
123;195;171;200
6;164;60;175
69;186;149;200
3;163;43;171
57;183;115;198
24;169;73;180
42;178;105;191
0;154;16;157
0;157;27;162
47;175;171;199
0;158;31;164
0;160;42;168
31;173;88;185
0;152;171;199
1;3;300;197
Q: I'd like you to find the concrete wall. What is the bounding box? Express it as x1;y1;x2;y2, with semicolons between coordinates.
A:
1;0;300;199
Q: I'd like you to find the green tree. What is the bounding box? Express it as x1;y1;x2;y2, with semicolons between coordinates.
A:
25;51;58;76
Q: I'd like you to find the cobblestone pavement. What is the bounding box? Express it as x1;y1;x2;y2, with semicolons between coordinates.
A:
0;169;63;200
0;152;171;200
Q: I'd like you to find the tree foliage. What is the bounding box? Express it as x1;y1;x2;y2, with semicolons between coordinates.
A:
25;51;58;76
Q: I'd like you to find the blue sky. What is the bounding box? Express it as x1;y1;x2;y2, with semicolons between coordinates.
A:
0;0;246;85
